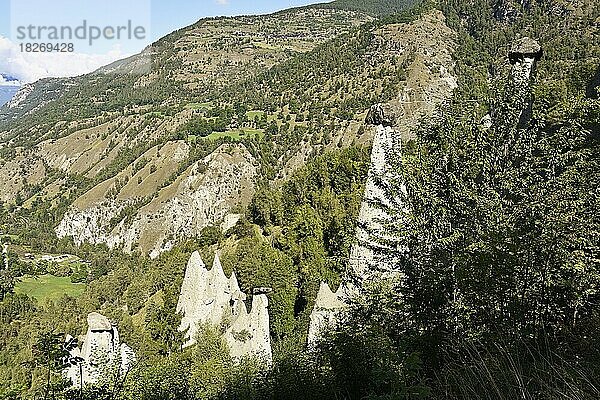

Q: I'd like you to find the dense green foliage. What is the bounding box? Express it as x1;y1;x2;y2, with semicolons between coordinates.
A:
347;0;600;398
0;146;370;399
323;0;421;16
239;146;371;330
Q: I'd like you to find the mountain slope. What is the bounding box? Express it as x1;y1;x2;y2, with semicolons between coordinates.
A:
0;8;372;138
0;3;442;257
323;0;421;15
53;9;456;256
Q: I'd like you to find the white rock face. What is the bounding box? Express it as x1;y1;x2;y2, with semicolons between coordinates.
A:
119;343;136;376
220;213;242;232
64;312;136;388
505;38;542;129
177;251;272;364
177;252;246;345
177;251;210;337
307;282;348;348
6;83;34;109
347;125;410;291
224;294;272;364
64;336;82;387
508;37;542;84
511;56;537;82
56;144;257;258
86;311;114;331
305;122;410;349
56;200;132;249
481;114;493;129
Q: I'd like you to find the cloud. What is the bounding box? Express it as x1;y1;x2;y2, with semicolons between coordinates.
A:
0;36;131;83
0;74;20;87
216;0;229;5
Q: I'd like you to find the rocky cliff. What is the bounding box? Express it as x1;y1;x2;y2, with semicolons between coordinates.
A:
56;144;257;257
307;282;348;347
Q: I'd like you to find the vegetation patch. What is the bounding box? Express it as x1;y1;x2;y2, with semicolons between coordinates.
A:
14;274;85;302
205;128;264;141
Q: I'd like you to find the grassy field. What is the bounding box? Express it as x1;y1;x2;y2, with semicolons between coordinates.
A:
15;275;85;302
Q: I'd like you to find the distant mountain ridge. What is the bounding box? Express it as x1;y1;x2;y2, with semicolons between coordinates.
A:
0;74;20;108
0;74;20;86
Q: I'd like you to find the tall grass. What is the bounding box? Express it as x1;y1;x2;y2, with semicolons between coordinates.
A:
433;339;600;399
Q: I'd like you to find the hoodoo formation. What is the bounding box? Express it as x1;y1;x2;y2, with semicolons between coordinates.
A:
64;313;136;388
307;35;543;347
176;251;272;364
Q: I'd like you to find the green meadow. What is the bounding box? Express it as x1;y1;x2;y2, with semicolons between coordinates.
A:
15;275;85;302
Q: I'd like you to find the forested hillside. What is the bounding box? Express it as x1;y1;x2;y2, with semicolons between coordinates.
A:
0;0;599;399
322;0;421;15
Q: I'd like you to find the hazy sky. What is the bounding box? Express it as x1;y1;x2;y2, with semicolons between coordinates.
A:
0;0;325;83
